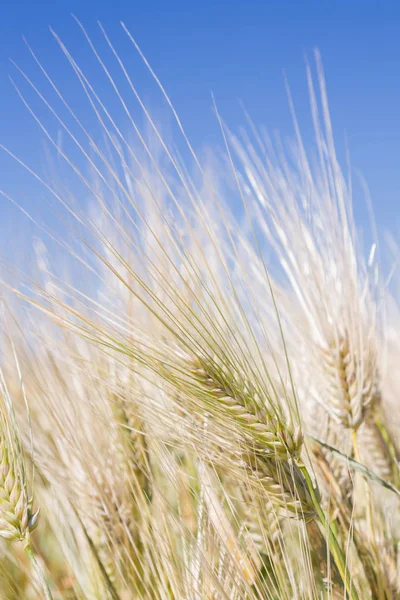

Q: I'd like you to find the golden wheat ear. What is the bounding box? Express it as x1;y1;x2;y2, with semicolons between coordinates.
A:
0;444;40;542
0;389;39;544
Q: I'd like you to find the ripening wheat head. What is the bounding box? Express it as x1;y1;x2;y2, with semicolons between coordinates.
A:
0;375;39;544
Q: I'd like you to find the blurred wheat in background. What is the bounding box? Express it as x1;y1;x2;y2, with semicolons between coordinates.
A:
0;22;399;600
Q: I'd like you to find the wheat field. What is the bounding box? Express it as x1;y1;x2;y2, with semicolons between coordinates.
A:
0;24;399;600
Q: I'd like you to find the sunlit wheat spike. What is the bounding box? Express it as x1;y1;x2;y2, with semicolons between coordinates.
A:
190;357;302;460
0;438;39;542
322;336;380;430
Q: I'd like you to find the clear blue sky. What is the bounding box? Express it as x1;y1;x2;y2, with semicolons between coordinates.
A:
0;0;399;242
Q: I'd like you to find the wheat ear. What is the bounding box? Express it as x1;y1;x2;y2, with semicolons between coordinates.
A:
322;336;379;430
191;358;302;460
0;383;39;545
0;438;39;543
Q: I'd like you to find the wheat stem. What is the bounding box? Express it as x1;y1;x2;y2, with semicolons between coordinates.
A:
25;543;54;600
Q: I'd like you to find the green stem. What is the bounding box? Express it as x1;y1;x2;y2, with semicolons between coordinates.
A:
299;463;359;600
25;543;54;600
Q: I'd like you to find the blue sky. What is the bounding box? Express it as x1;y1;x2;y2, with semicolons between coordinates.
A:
0;0;399;245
